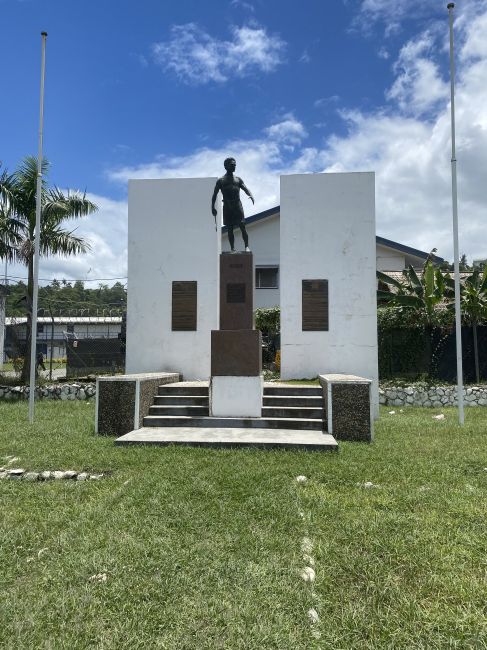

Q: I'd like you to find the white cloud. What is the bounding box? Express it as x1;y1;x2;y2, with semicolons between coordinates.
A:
386;30;449;116
265;114;308;146
152;23;285;84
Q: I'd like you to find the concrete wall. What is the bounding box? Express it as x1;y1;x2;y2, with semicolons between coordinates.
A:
376;245;405;272
0;295;5;369
280;172;378;414
222;213;280;308
126;178;220;379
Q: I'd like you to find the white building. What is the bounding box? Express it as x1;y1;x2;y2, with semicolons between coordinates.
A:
222;205;444;309
4;316;122;362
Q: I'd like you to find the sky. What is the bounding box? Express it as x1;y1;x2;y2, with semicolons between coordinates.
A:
1;0;487;286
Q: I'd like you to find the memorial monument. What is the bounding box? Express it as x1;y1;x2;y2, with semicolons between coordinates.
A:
210;158;262;417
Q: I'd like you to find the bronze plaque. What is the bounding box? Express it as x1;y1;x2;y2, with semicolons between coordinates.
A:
226;283;246;304
172;281;197;331
302;279;328;331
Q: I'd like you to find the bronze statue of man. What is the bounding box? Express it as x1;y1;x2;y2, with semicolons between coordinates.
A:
211;158;254;252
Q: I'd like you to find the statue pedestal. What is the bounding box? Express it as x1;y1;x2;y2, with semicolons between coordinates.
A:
210;376;263;418
210;252;262;417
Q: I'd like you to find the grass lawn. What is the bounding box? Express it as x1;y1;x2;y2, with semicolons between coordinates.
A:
1;402;486;649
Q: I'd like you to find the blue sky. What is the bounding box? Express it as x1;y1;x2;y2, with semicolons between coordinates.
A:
1;0;487;283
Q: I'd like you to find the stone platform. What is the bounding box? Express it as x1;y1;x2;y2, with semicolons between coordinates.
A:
115;426;337;451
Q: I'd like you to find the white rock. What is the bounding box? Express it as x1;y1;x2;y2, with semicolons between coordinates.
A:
8;468;25;478
24;472;40;481
301;537;313;554
89;572;107;583
40;471;52;480
308;608;319;624
52;471;66;480
77;472;89;481
0;471;8;479
77;389;86;400
432;414;445;420
89;474;103;480
296;475;308;483
388;410;396;415
64;471;77;479
300;566;316;583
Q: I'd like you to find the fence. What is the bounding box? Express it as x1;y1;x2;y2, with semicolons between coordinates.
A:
379;326;487;381
66;338;125;378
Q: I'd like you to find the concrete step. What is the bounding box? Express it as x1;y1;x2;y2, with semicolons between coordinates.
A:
154;395;209;406
263;386;322;396
116;427;338;451
149;405;210;416
143;415;324;430
263;395;323;407
158;385;209;396
262;406;324;419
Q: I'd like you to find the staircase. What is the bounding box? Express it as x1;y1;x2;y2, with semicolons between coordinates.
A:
142;383;325;431
116;381;336;450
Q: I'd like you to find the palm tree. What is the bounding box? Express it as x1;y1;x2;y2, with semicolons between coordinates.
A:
0;156;98;382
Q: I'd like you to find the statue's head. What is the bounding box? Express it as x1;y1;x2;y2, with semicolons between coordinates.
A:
224;157;236;171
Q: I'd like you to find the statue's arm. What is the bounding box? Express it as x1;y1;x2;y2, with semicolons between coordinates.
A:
211;181;220;216
239;178;254;204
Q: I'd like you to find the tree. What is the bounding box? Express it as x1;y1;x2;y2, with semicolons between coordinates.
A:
459;266;487;382
0;156;98;382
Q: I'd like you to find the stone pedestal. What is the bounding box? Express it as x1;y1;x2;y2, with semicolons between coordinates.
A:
210;252;262;417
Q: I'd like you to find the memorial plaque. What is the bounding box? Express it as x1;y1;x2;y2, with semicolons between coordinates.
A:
302;279;328;331
227;283;246;304
172;281;197;331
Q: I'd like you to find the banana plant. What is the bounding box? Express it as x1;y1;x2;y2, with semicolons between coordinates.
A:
377;259;454;327
458;266;487;382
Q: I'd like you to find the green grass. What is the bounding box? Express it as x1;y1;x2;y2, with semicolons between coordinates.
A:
1;402;486;649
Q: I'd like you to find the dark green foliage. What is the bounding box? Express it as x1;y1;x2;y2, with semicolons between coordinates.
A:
255;306;280;335
6;280;127;317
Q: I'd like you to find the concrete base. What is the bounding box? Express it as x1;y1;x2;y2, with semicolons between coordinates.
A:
210;375;263;418
116;426;338;451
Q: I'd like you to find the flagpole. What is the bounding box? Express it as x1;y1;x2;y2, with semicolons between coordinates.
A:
447;4;464;425
28;31;47;423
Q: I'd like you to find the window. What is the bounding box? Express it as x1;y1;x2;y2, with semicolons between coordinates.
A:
67;324;75;333
256;266;279;289
37;323;44;334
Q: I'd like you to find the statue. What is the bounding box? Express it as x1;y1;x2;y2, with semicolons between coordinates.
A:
211;158;254;252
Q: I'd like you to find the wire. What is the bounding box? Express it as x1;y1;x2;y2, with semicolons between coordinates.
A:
5;275;127;282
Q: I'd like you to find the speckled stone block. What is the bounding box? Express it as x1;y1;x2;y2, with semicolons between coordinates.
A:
96;372;180;436
320;374;372;442
332;383;371;442
97;381;136;436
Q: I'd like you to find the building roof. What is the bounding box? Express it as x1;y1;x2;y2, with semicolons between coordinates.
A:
222;205;444;264
6;316;122;326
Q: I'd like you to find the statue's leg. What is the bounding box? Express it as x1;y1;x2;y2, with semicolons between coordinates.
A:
228;225;235;250
239;222;249;248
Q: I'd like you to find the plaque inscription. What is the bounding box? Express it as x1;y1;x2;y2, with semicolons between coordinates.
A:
172;281;197;331
226;283;246;304
302;279;328;331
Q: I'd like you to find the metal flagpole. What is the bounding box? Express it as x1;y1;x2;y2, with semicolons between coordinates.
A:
28;31;48;423
447;4;464;425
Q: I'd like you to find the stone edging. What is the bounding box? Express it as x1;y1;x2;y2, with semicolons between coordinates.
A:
0;383;95;401
0;468;104;480
380;384;487;407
